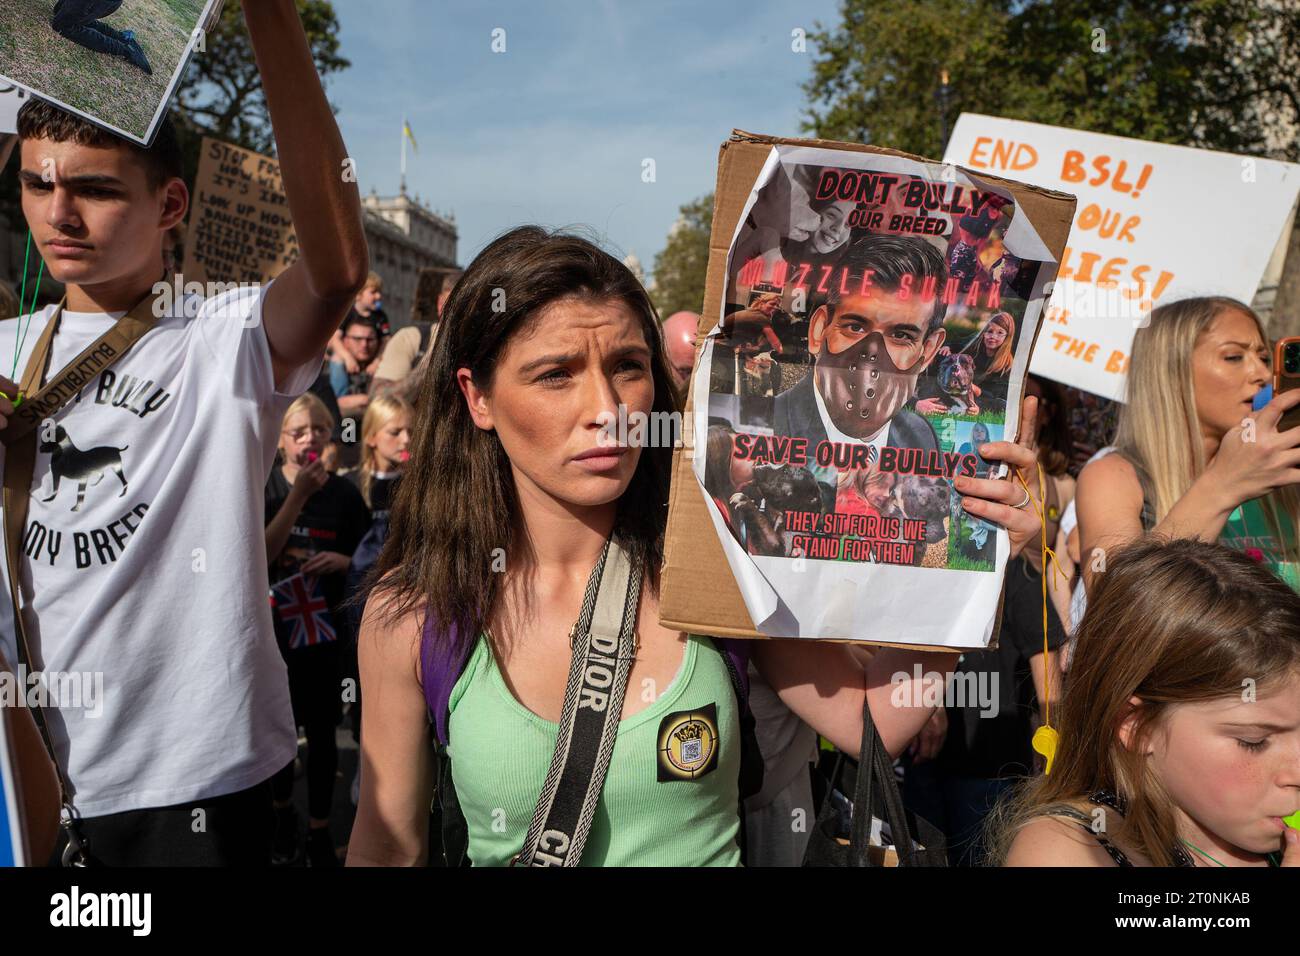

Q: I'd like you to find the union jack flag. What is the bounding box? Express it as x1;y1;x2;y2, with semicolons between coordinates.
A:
270;572;337;649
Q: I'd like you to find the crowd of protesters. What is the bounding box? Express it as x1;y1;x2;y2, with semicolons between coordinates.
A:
0;0;1296;871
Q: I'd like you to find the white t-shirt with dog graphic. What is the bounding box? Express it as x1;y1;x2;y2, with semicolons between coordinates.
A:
0;284;316;816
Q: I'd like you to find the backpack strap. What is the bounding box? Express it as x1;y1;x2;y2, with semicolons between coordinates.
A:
713;638;752;702
711;637;764;804
419;609;473;866
420;613;474;748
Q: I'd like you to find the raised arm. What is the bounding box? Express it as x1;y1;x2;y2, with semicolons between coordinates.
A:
242;0;370;387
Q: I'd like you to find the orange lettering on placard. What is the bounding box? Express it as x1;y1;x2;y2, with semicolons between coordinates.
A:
1076;203;1141;243
1059;150;1154;198
1121;266;1175;302
1105;351;1129;374
968;138;1037;171
1012;143;1037;169
1088;155;1112;188
1058;248;1173;302
1051;333;1101;363
1096;258;1125;286
1061;150;1086;183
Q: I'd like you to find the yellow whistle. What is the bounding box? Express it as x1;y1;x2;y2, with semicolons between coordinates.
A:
1032;725;1059;775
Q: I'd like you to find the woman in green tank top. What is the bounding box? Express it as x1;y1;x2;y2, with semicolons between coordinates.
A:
1077;296;1300;597
345;228;1046;867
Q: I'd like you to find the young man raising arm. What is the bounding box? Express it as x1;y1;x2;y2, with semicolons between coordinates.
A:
0;0;367;866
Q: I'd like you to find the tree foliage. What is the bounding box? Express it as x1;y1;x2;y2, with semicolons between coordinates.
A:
172;0;349;177
803;0;1300;162
651;193;714;318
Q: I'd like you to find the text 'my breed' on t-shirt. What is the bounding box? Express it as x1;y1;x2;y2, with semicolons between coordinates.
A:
0;284;320;816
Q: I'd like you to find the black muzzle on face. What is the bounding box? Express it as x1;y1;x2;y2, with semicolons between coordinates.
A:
814;330;927;440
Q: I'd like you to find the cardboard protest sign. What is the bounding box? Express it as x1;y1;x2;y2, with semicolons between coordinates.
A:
0;0;221;146
0;83;29;134
181;136;299;286
945;114;1300;400
660;131;1075;649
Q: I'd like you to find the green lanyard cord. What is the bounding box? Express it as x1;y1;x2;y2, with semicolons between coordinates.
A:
1180;838;1282;867
1179;838;1226;867
10;229;46;399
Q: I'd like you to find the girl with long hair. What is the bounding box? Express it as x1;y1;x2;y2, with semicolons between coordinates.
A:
350;394;413;518
994;537;1300;867
345;226;1044;867
917;311;1016;415
971;311;1016;379
1075;297;1300;594
341;395;412;784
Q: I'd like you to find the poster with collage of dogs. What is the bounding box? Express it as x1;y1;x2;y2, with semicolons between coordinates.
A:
690;144;1062;644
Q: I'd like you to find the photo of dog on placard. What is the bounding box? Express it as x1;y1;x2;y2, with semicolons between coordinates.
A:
0;0;221;144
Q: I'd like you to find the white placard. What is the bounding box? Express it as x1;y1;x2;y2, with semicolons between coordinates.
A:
945;114;1300;400
0;84;27;134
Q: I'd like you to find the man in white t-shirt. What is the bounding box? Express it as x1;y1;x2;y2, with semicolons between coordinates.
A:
0;0;369;865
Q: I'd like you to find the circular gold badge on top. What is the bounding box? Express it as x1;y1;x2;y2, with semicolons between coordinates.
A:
657;706;720;780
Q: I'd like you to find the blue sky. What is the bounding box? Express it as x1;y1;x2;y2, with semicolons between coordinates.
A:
329;0;843;281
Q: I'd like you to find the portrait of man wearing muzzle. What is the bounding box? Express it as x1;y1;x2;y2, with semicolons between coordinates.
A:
771;234;947;508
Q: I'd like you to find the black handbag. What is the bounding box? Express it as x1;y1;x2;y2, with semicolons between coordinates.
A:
803;697;948;867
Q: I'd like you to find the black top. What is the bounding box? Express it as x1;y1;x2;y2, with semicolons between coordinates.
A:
345;469;400;521
1049;792;1196;867
938;556;1070;778
265;465;372;615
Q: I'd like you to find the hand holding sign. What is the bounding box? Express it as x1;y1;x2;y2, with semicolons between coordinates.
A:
954;393;1043;560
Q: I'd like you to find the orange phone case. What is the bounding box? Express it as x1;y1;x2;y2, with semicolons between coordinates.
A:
1274;336;1300;431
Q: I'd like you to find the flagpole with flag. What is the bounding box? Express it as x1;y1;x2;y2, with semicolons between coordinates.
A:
401;118;418;194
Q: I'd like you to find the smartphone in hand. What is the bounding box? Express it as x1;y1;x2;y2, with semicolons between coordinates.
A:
1274;337;1300;431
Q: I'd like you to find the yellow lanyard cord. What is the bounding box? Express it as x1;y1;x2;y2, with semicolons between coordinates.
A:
1015;461;1063;772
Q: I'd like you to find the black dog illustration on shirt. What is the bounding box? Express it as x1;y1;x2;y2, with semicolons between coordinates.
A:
39;426;130;512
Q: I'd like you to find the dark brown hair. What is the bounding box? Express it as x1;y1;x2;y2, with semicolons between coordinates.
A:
17;99;183;191
1027;374;1072;476
369;226;677;642
989;536;1300;866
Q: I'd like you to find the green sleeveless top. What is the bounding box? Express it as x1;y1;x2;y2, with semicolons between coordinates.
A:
1218;498;1300;591
447;632;742;867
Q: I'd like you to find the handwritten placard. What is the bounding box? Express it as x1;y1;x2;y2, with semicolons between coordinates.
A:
945;115;1300;399
182;137;299;285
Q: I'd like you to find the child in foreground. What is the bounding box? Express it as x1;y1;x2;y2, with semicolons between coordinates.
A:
993;537;1300;867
